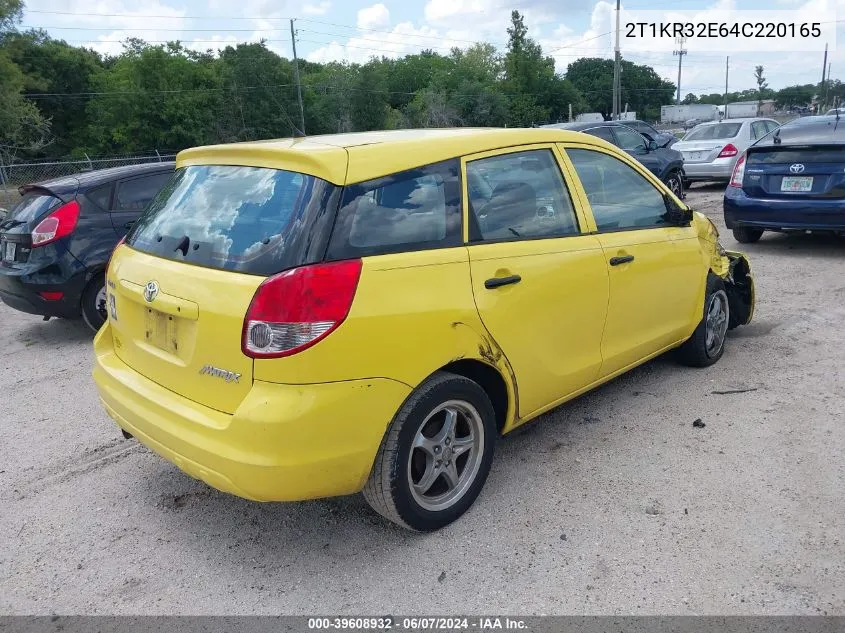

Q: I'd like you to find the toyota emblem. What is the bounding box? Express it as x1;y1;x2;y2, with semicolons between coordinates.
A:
789;163;805;174
143;280;159;302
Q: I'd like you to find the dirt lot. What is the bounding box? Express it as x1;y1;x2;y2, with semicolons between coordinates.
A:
1;184;843;616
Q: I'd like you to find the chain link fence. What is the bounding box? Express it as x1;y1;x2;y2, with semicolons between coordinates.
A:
0;151;178;213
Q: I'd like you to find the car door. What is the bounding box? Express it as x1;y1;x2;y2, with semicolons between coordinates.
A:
110;171;172;238
463;145;609;418
561;144;704;378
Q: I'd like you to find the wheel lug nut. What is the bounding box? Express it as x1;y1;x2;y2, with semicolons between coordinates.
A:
445;438;451;445
434;446;441;453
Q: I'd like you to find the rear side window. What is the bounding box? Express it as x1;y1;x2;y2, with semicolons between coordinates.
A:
585;127;615;143
684;123;742;141
115;172;172;211
5;192;60;223
127;166;340;276
87;183;113;210
325;159;462;260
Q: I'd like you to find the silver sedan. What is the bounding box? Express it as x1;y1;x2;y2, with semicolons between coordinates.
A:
674;118;780;184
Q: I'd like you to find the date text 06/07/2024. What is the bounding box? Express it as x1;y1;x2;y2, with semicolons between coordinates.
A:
307;617;529;630
625;21;821;39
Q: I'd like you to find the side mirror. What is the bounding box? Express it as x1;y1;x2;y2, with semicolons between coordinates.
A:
648;140;659;151
663;194;693;226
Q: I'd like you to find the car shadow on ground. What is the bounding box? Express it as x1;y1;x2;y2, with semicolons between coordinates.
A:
128;350;711;557
8;314;93;348
735;231;845;259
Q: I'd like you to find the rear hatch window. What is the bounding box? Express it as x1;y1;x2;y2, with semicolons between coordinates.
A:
0;191;62;264
127;165;340;276
683;123;742;141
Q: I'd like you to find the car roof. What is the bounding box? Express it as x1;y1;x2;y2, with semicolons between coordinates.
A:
177;128;613;185
541;121;635;131
25;161;176;195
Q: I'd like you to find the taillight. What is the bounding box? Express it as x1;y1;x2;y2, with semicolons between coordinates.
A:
718;143;738;158
242;259;363;358
31;201;80;247
729;154;747;187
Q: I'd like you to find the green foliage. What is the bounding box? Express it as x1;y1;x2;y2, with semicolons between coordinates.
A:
5;3;831;162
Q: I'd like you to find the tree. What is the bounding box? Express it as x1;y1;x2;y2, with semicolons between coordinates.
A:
3;31;103;157
682;93;698;104
774;84;815;109
566;57;673;121
0;0;51;164
84;41;220;154
754;65;768;115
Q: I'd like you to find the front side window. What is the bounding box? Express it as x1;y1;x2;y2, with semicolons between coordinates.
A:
466;149;579;241
325;159;462;260
585;127;615;144
567;149;670;231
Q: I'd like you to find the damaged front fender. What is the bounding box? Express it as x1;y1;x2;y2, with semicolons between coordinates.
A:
719;250;755;328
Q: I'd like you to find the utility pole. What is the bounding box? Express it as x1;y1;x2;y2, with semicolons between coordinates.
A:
723;56;729;108
290;18;306;135
612;0;621;120
673;37;687;105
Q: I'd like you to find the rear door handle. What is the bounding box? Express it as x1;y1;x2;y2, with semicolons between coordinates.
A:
485;275;522;289
609;255;635;266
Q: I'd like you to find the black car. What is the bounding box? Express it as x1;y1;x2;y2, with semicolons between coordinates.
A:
543;121;686;198
0;162;175;331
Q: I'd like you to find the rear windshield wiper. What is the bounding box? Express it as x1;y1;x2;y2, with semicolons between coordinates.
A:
174;235;190;256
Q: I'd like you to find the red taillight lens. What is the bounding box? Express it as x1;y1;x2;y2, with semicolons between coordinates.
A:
38;291;64;301
729;154;747;187
31;201;80;247
242;259;363;358
718;143;738;158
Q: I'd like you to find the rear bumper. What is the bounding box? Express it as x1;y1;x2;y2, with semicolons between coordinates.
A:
724;188;845;231
92;323;411;502
0;264;86;318
683;160;735;181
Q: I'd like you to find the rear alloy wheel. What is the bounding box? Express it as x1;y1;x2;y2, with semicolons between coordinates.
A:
81;274;107;333
677;274;730;368
664;170;685;199
363;372;496;531
732;227;764;244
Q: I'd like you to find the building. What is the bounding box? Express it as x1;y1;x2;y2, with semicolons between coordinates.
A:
727;100;776;116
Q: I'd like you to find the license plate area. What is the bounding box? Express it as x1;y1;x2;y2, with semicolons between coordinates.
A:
144;307;178;354
781;176;813;192
2;240;16;262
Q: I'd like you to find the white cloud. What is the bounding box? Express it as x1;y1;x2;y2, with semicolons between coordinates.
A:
357;3;390;30
303;1;332;15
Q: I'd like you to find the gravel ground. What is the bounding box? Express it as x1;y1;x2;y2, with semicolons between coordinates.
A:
1;184;843;616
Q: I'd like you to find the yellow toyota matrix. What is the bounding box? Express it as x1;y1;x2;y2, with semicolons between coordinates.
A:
93;128;755;531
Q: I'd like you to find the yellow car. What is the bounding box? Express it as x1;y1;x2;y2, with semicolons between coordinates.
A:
93;128;755;531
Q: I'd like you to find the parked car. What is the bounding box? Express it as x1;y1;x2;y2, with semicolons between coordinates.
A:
674;118;780;186
684;118;702;130
621;119;679;148
93;129;755;531
824;107;844;116
542;121;686;198
724;114;845;243
0;162;175;332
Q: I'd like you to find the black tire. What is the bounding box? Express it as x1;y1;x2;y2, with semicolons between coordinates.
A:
362;371;496;532
80;273;107;333
677;274;731;368
664;170;684;199
732;227;764;243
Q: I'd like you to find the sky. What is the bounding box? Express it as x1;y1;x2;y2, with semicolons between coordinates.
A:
19;0;845;96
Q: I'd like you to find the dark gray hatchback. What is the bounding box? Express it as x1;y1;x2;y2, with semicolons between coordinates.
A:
0;162;174;331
